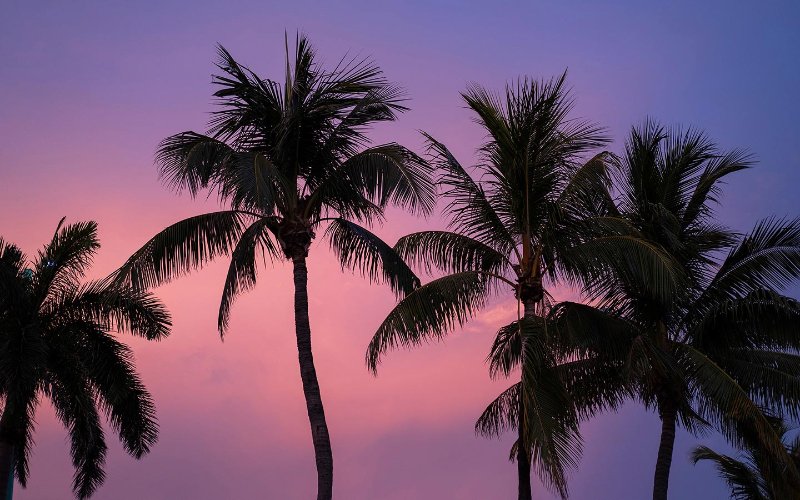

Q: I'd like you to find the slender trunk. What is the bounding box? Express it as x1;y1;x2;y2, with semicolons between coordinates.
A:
292;256;333;500
517;298;537;500
517;404;532;500
0;408;15;500
652;398;677;500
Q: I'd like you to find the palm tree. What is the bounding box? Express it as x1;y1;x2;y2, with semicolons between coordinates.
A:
0;218;171;499
366;74;674;499
112;34;434;500
692;418;800;500
552;120;800;500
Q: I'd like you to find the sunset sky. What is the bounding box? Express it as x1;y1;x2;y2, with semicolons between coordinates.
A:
2;1;799;499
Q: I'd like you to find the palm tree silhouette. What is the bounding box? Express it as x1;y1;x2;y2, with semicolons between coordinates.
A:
367;74;669;499
0;218;171;499
553;120;800;500
113;34;434;500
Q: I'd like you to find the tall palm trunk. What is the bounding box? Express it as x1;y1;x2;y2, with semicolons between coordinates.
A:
517;408;532;500
0;408;15;500
516;297;537;500
652;398;677;500
292;256;333;500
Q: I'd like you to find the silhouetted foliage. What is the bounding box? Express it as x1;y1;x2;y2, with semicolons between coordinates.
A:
0;219;170;499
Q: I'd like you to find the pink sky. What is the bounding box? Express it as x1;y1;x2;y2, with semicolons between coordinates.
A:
2;1;799;499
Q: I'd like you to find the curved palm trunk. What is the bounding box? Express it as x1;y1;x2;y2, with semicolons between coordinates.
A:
652;399;677;500
517;298;537;500
0;409;14;500
292;256;333;500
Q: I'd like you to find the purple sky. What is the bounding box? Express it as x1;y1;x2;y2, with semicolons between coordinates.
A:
1;1;799;499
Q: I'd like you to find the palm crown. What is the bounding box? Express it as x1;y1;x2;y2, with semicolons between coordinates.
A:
0;219;170;499
115;35;434;330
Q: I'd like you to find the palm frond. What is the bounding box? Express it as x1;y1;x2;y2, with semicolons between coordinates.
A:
329;143;436;215
714;352;800;420
691;289;800;352
219;151;293;214
549;301;637;359
44;281;172;341
75;326;158;459
476;382;520;438
487;316;547;378
556;151;614;217
557;358;629;420
395;230;509;276
566;229;684;304
0;238;28;310
156;132;236;197
34;219;100;305
112;211;250;290
325;218;419;298
45;345;108;499
706;218;800;301
209;44;283;147
681;345;793;471
366;271;494;372
0;238;25;274
682;149;752;229
423;133;517;255
520;348;582;499
218;218;280;336
691;446;766;500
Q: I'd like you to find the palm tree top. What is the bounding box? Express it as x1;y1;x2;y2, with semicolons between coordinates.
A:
157;33;434;226
113;34;436;307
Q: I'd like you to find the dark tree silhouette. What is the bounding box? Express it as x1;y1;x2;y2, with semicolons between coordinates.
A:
552;120;800;500
0;219;170;499
113;34;434;500
367;75;676;499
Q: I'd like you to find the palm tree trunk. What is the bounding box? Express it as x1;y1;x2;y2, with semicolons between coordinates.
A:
517;297;537;500
0;408;15;500
652;399;677;500
292;256;333;500
517;407;532;500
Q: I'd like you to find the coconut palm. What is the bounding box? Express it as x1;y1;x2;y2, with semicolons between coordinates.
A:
112;34;434;500
366;74;678;499
552;120;800;500
0;218;171;499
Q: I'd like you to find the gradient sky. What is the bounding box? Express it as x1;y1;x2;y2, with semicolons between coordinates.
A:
1;1;799;499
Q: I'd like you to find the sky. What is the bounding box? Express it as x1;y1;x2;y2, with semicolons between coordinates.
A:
1;1;799;499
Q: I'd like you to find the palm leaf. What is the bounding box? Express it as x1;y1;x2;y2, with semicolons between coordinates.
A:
45;342;108;499
34;219;100;304
395;230;509;276
681;345;794;473
325;218;420;298
44;281;172;341
691;446;766;500
113;211;250;290
476;382;520;438
704;218;800;303
423;133;517;255
329;143;435;215
76;325;158;458
218;218;280;336
366;271;494;372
